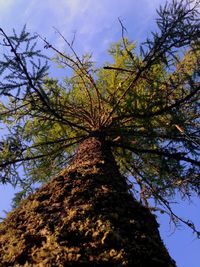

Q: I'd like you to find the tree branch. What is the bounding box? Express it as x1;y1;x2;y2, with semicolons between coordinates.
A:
111;142;200;167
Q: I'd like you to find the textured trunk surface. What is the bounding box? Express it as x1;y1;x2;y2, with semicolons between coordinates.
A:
0;137;176;266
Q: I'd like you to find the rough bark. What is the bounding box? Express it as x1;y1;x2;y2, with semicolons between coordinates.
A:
0;136;176;266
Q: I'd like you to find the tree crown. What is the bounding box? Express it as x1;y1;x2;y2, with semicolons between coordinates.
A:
0;0;199;235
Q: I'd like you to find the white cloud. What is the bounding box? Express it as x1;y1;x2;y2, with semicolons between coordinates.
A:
0;0;164;62
0;0;13;10
35;0;164;62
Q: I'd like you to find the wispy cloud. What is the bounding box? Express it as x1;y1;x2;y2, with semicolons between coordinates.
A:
0;0;164;62
44;0;163;58
0;0;14;10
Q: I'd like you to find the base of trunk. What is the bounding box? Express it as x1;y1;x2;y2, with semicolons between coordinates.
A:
0;137;176;266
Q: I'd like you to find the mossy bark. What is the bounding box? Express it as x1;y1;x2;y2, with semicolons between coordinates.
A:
0;137;176;266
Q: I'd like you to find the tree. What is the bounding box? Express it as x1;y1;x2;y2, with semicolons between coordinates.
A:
0;0;199;265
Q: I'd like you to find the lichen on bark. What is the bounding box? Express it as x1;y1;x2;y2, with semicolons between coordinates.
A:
0;137;176;266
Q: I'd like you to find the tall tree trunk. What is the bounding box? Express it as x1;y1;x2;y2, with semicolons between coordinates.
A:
0;136;176;266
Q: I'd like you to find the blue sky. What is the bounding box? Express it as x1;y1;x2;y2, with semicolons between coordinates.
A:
0;1;199;266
